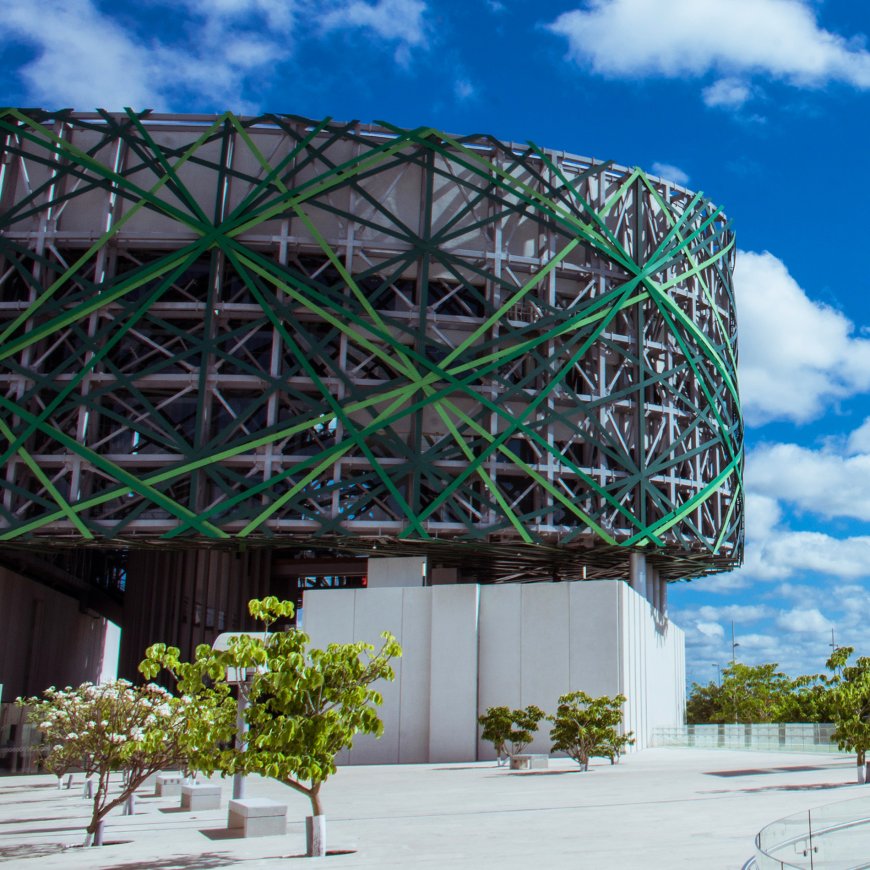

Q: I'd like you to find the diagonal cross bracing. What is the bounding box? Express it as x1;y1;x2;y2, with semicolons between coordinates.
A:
0;110;742;581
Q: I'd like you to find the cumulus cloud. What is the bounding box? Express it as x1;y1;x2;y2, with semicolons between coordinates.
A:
697;604;772;623
548;0;870;105
736;250;870;425
697;621;724;640
847;417;870;453
775;607;832;634
650;162;689;186
6;0;164;109
2;0;428;111
749;441;870;521
702;77;753;108
320;0;427;63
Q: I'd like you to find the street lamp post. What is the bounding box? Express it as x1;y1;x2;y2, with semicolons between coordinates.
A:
731;621;740;666
730;622;740;724
212;631;271;801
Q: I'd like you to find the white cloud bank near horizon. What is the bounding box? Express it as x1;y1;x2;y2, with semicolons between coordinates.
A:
548;0;870;109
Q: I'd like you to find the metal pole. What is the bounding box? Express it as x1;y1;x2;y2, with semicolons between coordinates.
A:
232;682;249;800
731;621;739;666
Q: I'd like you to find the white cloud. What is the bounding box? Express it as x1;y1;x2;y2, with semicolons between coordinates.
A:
847;417;870;453
650;162;689;186
697;621;724;639
6;0;164;109
454;78;476;101
548;0;870;102
320;0;427;61
749;441;870;521
736;250;870;425
775;607;832;635
3;0;427;111
697;604;771;623
702;77;753;108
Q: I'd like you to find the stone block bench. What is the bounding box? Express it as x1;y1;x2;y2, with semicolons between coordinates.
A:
509;754;549;771
155;772;185;797
228;798;287;837
181;782;221;811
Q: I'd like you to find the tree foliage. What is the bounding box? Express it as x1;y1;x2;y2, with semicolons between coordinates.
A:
686;662;834;724
548;692;633;771
141;597;401;825
825;647;870;767
19;680;206;845
478;705;545;761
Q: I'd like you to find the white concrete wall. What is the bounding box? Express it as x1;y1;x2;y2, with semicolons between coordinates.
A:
366;556;426;588
303;580;685;764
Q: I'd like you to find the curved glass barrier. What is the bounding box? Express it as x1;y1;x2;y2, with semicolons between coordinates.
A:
755;794;870;869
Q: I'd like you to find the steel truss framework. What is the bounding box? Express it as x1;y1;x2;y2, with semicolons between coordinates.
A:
0;109;743;581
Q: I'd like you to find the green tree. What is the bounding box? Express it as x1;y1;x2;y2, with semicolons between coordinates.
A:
685;680;724;724
478;704;546;763
686;663;795;723
774;673;838;724
825;646;870;780
548;691;631;771
141;596;401;856
19;680;206;846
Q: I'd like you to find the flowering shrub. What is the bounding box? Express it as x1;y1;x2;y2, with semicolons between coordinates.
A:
20;679;226;845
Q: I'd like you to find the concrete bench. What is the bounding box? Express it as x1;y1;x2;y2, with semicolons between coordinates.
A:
228;798;287;837
155;772;185;797
509;753;549;771
181;782;221;811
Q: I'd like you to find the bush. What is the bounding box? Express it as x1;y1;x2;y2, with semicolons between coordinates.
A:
548;691;632;771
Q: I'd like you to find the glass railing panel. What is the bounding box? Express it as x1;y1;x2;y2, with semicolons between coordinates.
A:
756;795;870;869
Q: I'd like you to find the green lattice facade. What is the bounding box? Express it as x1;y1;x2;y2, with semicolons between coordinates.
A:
0;110;742;580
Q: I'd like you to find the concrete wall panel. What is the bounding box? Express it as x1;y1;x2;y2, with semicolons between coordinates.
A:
429;585;479;762
397;587;432;763
348;589;404;764
302;581;685;764
477;584;522;760
568;580;620;698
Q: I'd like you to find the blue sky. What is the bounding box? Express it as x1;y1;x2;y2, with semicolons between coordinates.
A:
4;0;870;686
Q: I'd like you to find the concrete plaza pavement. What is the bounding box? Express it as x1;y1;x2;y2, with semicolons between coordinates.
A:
0;748;865;869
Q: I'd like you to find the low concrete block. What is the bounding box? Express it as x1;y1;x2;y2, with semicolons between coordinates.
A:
509;753;549;771
228;798;287;837
156;772;185;797
181;783;221;811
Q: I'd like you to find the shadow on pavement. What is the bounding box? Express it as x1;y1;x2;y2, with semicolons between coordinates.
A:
0;843;66;863
96;851;236;869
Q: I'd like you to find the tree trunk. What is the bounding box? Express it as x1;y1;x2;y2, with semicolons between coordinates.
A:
305;786;326;857
306;814;326;858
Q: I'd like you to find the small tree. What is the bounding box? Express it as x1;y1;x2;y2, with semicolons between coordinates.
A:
549;691;629;771
141;596;401;856
478;705;545;763
19;681;203;845
825;647;870;782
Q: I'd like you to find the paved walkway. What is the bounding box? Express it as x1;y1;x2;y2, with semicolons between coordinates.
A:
0;748;865;869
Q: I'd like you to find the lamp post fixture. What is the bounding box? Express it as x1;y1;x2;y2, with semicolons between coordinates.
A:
212;631;271;800
731;621;740;666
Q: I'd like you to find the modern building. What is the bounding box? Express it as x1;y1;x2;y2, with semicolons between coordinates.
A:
0;110;742;757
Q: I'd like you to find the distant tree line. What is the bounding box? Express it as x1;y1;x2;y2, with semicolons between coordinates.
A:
687;648;870;768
